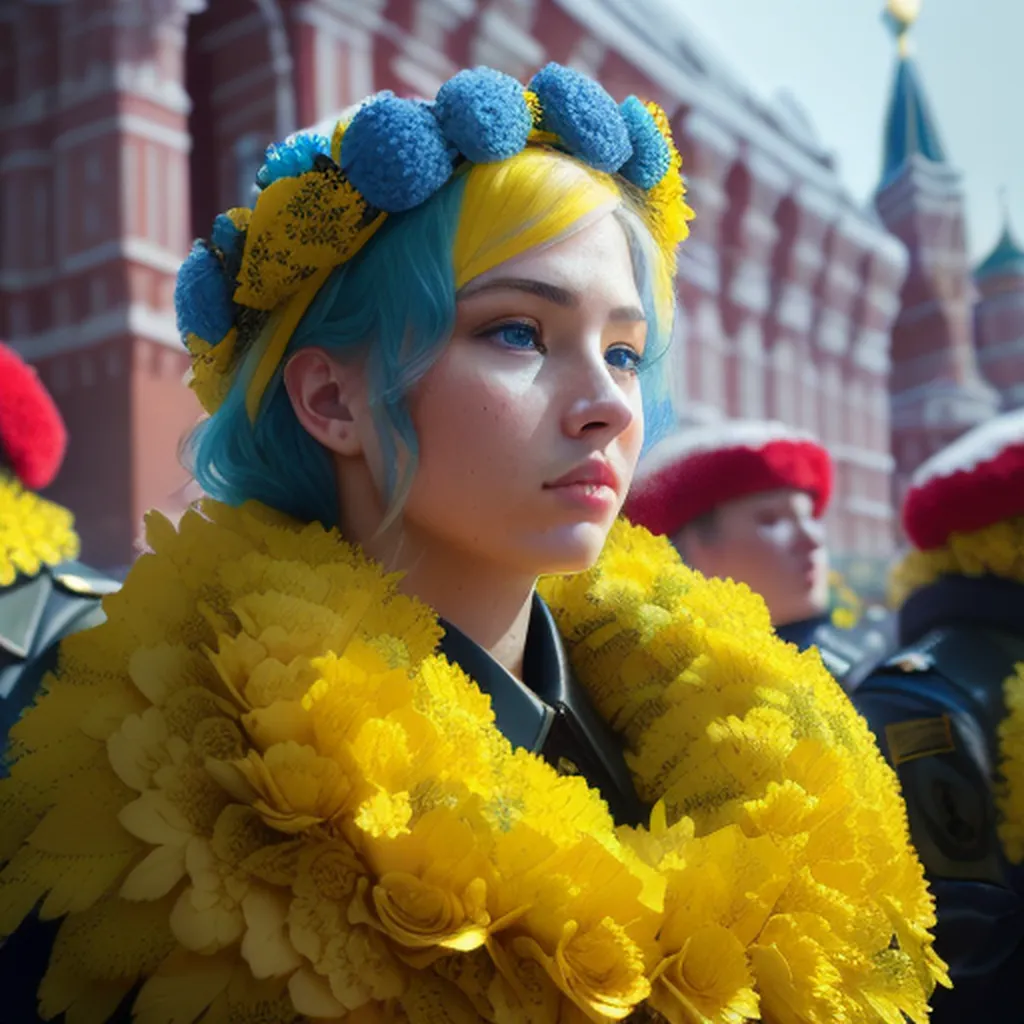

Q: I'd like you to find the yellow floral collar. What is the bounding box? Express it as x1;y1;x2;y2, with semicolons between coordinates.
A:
0;501;944;1023
889;517;1024;609
999;664;1024;864
0;471;79;587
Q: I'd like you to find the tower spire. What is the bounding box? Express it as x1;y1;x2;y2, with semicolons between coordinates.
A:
883;0;921;58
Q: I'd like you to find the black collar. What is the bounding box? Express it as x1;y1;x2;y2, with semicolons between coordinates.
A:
899;575;1024;647
776;615;830;651
437;594;557;752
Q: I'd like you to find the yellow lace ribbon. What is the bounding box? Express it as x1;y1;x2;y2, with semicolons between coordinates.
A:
0;503;944;1024
0;472;79;587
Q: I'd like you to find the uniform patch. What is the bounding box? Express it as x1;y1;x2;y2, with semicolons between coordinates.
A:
887;651;934;673
886;715;955;766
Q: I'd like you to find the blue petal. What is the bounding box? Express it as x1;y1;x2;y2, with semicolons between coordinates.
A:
618;96;671;190
174;243;235;345
341;94;454;213
256;133;331;189
435;67;531;163
529;64;631;173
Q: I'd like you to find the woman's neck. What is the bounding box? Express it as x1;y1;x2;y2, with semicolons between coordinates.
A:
336;460;536;677
392;542;536;679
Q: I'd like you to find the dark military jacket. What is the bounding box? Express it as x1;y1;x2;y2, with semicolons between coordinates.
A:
0;560;119;771
439;592;648;827
855;574;1024;1023
0;559;120;1021
0;590;645;1022
777;610;895;692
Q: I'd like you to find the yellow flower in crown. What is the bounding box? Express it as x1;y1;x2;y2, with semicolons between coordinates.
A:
174;64;694;420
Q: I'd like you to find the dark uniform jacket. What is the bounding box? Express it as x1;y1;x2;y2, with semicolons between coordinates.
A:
0;591;646;1022
0;559;119;771
854;574;1024;1023
777;610;895;692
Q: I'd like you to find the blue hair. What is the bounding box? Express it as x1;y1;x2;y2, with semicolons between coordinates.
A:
186;176;674;530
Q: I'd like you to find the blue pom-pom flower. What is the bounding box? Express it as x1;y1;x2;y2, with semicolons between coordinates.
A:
341;93;455;213
174;243;235;345
618;96;671;190
434;67;531;163
256;133;331;189
211;213;245;258
528;64;632;173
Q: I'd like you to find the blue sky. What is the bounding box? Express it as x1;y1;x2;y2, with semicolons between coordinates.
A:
678;0;1017;262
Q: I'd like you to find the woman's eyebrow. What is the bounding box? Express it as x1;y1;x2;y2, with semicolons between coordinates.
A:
458;277;645;321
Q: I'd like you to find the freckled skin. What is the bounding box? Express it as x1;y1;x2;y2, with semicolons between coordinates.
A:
399;214;648;578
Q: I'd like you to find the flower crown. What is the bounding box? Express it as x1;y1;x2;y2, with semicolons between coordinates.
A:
174;63;695;420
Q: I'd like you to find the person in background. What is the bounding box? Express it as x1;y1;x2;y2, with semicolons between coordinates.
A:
0;342;119;770
625;419;887;688
855;407;1024;1022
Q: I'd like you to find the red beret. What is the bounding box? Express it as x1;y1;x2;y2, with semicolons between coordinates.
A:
624;420;834;537
0;342;67;490
902;408;1024;550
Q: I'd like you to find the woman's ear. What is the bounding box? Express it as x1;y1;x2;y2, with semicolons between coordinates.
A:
283;347;367;457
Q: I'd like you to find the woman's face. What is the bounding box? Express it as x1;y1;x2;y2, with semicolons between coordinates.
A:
401;213;648;578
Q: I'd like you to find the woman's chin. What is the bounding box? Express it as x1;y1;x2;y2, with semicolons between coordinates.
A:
527;522;614;577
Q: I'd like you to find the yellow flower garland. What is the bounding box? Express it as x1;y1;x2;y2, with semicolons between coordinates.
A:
0;501;945;1024
889;517;1024;609
999;664;1024;864
0;472;80;587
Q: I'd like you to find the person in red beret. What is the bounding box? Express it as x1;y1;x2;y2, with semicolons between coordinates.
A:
855;407;1024;1021
625;419;887;688
0;342;118;770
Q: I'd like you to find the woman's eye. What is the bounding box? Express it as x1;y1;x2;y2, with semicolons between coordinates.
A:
605;345;643;373
484;322;542;351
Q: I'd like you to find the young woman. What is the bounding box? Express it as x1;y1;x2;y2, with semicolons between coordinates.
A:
0;65;942;1023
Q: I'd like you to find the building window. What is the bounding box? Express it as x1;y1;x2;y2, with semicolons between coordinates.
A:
90;276;107;313
145;143;162;243
9;300;29;338
772;341;796;419
33;181;49;266
84;200;102;240
54;288;71;326
85;152;102;185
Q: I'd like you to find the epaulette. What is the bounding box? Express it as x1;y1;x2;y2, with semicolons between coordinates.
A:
50;560;121;598
883;649;936;674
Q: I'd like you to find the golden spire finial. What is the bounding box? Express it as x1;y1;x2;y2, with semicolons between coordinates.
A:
884;0;921;57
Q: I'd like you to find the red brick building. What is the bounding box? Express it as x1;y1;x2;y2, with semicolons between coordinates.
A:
3;0;1013;590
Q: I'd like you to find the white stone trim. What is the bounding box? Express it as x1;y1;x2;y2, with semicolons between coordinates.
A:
390;56;445;100
477;7;545;65
831;444;895;472
8;304;180;359
845;496;894;520
977;336;1024;362
54;114;191;153
0;149;50;172
681;109;739;163
793;183;842;224
0;237;184;288
744;150;793;197
911;406;1024;485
